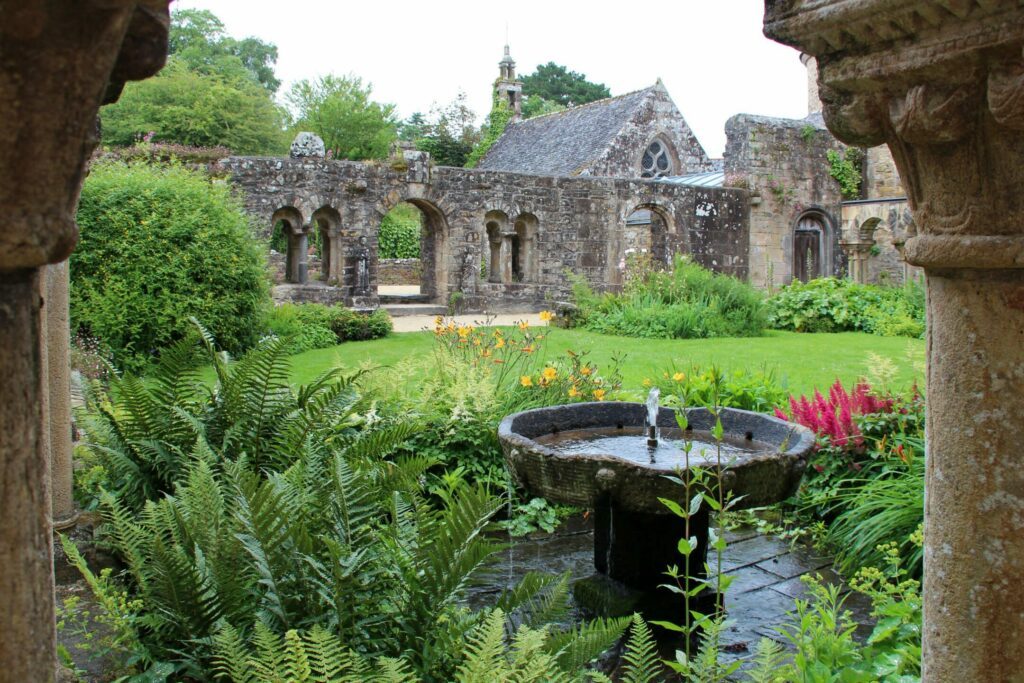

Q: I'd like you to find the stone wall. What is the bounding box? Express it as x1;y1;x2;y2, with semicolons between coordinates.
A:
218;154;750;311
379;258;421;286
724;113;846;288
588;82;715;178
840;198;920;286
863;146;904;199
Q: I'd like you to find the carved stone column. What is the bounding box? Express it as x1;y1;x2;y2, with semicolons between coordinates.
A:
765;2;1024;679
0;2;169;679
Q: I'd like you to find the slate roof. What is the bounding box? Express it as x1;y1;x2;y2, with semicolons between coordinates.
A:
477;86;657;176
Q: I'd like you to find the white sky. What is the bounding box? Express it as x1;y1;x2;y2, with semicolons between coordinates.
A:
172;0;810;157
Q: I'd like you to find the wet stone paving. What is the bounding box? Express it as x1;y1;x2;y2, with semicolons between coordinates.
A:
471;516;874;674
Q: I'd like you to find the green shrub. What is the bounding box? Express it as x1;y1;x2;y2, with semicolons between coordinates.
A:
643;364;788;413
264;304;392;354
379;203;421;259
72;161;268;370
569;255;766;339
767;277;924;337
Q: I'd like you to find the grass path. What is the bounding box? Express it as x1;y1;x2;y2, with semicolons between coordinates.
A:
257;327;924;398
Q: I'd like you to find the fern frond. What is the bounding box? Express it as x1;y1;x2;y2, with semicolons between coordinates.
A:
743;637;791;683
619;614;661;683
455;609;510;682
544;616;630;673
211;623;257;683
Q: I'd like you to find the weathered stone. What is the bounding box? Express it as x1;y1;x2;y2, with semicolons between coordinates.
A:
289;131;325;159
764;2;1024;679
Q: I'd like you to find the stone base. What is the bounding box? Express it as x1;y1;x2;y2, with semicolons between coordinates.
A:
593;500;710;591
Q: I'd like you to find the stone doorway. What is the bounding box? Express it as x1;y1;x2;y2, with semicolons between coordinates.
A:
793;214;826;283
377;200;448;304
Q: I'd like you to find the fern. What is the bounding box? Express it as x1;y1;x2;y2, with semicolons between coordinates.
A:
743;637;790;683
619;614;661;683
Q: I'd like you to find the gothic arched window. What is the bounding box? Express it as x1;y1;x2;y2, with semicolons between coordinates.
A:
640;139;673;178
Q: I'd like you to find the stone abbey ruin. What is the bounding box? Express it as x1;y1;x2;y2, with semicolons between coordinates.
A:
221;47;915;312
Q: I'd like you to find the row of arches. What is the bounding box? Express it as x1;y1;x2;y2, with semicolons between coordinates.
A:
483;210;539;284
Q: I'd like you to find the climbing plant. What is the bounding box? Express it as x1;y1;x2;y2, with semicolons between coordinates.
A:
827;147;865;199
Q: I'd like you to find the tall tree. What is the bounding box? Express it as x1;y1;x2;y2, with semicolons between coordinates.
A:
170;9;281;93
521;62;611;107
287;75;398;160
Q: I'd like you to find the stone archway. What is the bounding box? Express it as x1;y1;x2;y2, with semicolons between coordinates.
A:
271;207;308;284
484;209;511;284
381;198;449;302
310;206;341;284
616;203;674;285
512;213;539;282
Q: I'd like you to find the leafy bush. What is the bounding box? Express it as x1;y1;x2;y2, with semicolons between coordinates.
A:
264;303;392;354
570;255;767;339
767;277;924;337
71;328;631;680
72;161;268;370
379;203;422;259
642;364;787;413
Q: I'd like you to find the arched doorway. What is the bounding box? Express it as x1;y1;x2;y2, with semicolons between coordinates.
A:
615;205;672;285
376;199;449;302
793;212;832;283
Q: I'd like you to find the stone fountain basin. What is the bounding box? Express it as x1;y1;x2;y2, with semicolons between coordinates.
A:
498;402;815;515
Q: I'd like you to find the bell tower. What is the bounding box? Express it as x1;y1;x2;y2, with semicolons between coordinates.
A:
495;44;522;120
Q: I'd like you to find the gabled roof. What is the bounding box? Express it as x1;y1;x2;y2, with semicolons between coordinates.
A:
477;86;658;176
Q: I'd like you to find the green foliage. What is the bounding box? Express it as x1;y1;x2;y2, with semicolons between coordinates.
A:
755;544;923;683
767;277;924;338
72;161;268;370
466;98;513;168
265;304;392;354
827;147;865;199
521;62;611;107
169;8;281;93
287;75;398;160
570;255;767;339
412;91;481;167
101;58;289;153
521;95;567;119
800;124;817;143
618;614;663;683
644;364;787;413
379;203;422;259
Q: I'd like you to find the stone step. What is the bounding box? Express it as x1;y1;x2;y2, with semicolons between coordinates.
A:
383;303;447;317
378;294;432;305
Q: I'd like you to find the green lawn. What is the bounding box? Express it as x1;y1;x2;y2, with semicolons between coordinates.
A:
229;327;924;398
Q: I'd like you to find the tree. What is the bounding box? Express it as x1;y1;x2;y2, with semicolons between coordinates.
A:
413;91;480;167
521;94;567;119
465;98;513;168
287;75;398;160
170;9;281;93
100;59;290;154
72;161;269;370
521;62;611;107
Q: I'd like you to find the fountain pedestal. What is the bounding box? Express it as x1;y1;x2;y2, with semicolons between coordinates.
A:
594;497;709;590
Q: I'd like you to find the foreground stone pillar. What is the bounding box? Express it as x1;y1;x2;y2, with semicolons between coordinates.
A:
43;262;76;527
764;2;1024;678
0;2;169;679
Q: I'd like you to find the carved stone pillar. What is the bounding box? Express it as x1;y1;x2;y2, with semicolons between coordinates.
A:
765;2;1024;679
500;234;514;284
0;2;169;679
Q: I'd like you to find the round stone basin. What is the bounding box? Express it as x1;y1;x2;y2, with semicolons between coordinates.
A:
498;402;815;515
498;402;815;590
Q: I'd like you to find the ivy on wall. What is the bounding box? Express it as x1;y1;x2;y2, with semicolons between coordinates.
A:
827;148;865;199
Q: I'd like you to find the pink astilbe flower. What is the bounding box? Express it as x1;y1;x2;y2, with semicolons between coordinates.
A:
774;379;896;451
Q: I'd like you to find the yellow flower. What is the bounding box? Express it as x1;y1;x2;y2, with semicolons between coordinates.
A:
518;320;530;331
522;345;534;354
542;367;557;381
642;378;651;387
593;388;606;401
457;325;472;339
568;386;580;398
434;315;443;326
495;337;505;349
673;372;685;382
520;375;533;387
580;366;593;376
539;310;555;322
481;349;492;358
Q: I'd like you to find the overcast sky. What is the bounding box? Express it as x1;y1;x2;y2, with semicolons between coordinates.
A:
173;0;810;157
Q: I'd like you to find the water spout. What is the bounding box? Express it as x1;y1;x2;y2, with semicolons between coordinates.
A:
645;387;660;448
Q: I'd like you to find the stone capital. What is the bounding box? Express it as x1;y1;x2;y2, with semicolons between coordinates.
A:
765;0;1024;269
